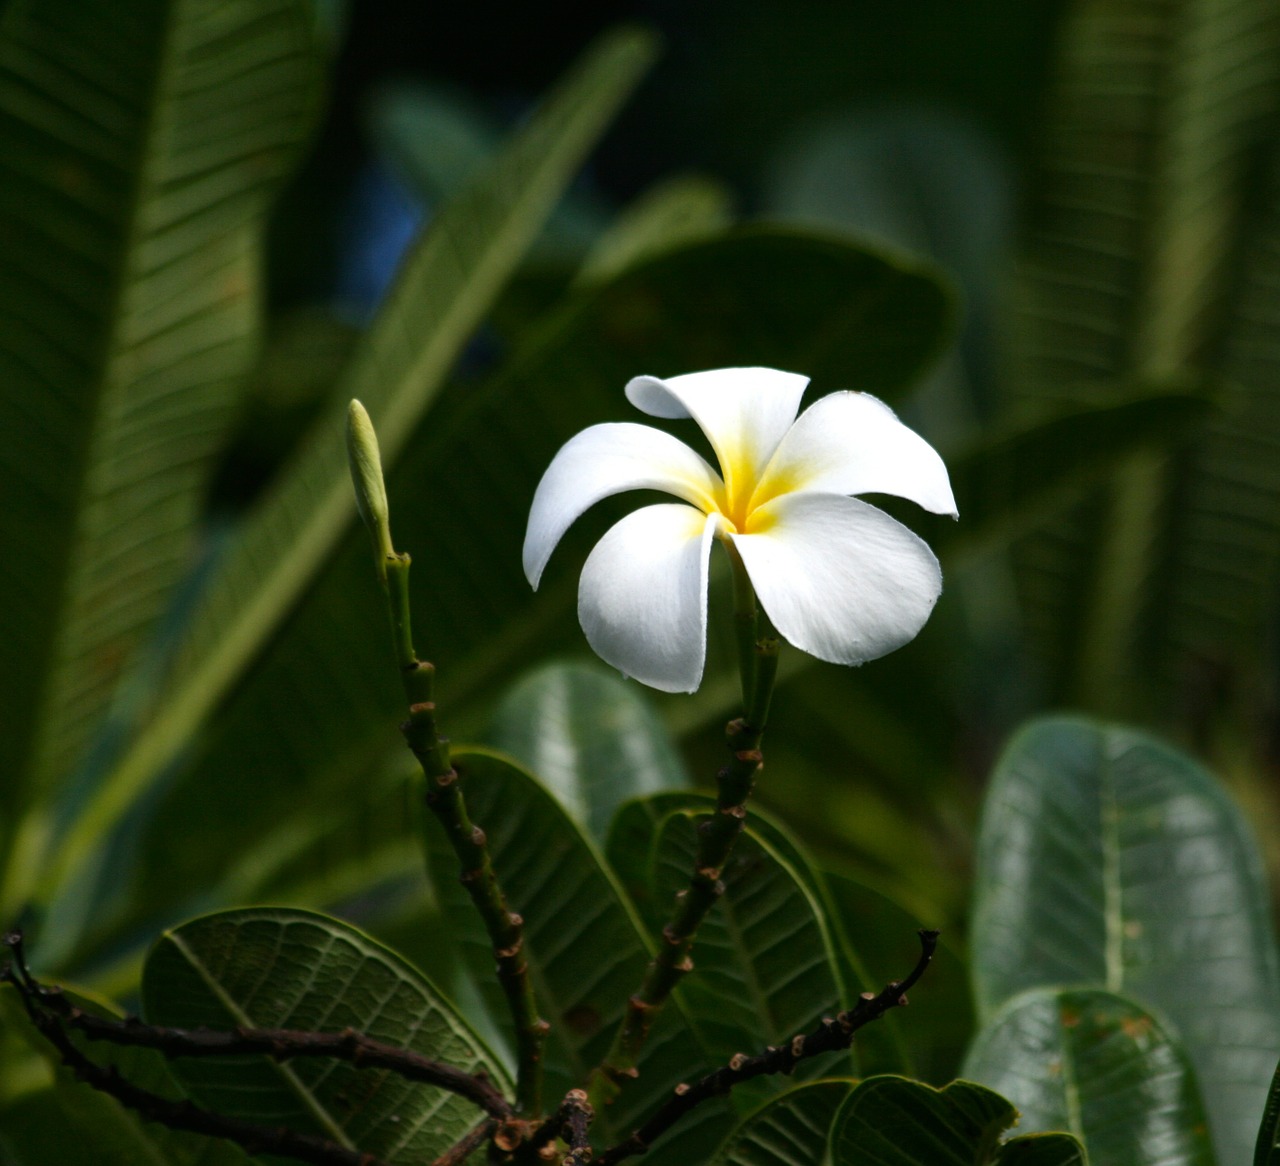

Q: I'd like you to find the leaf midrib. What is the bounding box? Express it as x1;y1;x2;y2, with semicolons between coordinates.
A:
164;929;357;1150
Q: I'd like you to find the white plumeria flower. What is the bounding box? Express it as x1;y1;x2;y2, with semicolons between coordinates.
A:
523;367;957;693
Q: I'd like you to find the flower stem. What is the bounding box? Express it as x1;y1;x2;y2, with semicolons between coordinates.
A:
382;554;549;1116
588;558;778;1109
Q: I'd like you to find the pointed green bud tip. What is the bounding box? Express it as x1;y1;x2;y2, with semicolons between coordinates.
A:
346;399;394;568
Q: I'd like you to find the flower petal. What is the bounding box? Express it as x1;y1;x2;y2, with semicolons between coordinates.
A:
578;503;719;693
755;391;957;516
732;493;942;666
625;368;809;505
523;422;723;587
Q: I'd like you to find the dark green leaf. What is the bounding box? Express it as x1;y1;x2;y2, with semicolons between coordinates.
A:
972;716;1279;1165
830;1075;1015;1166
709;1079;853;1166
964;987;1214;1166
484;660;690;841
141;907;510;1164
0;0;323;890
608;792;909;1076
421;748;707;1141
994;1133;1087;1166
648;813;851;1082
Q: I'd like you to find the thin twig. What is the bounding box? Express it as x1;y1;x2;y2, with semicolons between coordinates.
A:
383;551;549;1116
12;968;512;1117
592;929;939;1166
2;936;387;1166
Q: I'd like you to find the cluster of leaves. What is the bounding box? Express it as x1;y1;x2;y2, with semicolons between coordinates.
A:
8;667;1280;1166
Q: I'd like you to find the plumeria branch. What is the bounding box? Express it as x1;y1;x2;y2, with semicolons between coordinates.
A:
591;569;779;1103
348;401;550;1116
1;934;388;1166
591;929;940;1166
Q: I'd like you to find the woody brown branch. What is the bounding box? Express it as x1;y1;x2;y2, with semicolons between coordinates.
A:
592;929;939;1166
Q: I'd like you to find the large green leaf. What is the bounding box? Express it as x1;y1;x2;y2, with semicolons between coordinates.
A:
648;814;851;1083
964;987;1214;1166
140;907;509;1164
608;792;908;1075
830;1075;1086;1166
1007;0;1280;711
972;716;1280;1166
106;227;953;978
421;748;709;1141
0;0;322;898
484;660;691;842
709;1079;853;1166
38;26;658;924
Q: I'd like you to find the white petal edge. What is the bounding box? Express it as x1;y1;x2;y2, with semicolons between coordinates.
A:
523;422;723;588
577;503;719;693
731;493;943;666
755;391;957;516
625;368;809;502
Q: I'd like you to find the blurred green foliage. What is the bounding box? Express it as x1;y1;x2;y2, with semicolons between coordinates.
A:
4;0;1280;1163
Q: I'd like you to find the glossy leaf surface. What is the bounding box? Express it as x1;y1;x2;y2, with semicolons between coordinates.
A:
964;987;1214;1166
972;716;1279;1165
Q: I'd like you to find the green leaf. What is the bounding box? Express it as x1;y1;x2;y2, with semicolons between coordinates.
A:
964;987;1214;1166
648;813;851;1082
972;716;1279;1166
39;26;658;921
830;1076;1015;1166
1255;1058;1280;1166
484;660;691;842
608;792;910;1076
709;1079;853;1166
0;0;323;895
111;226;954;980
140;907;509;1164
576;173;734;286
421;747;707;1140
994;1135;1088;1166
